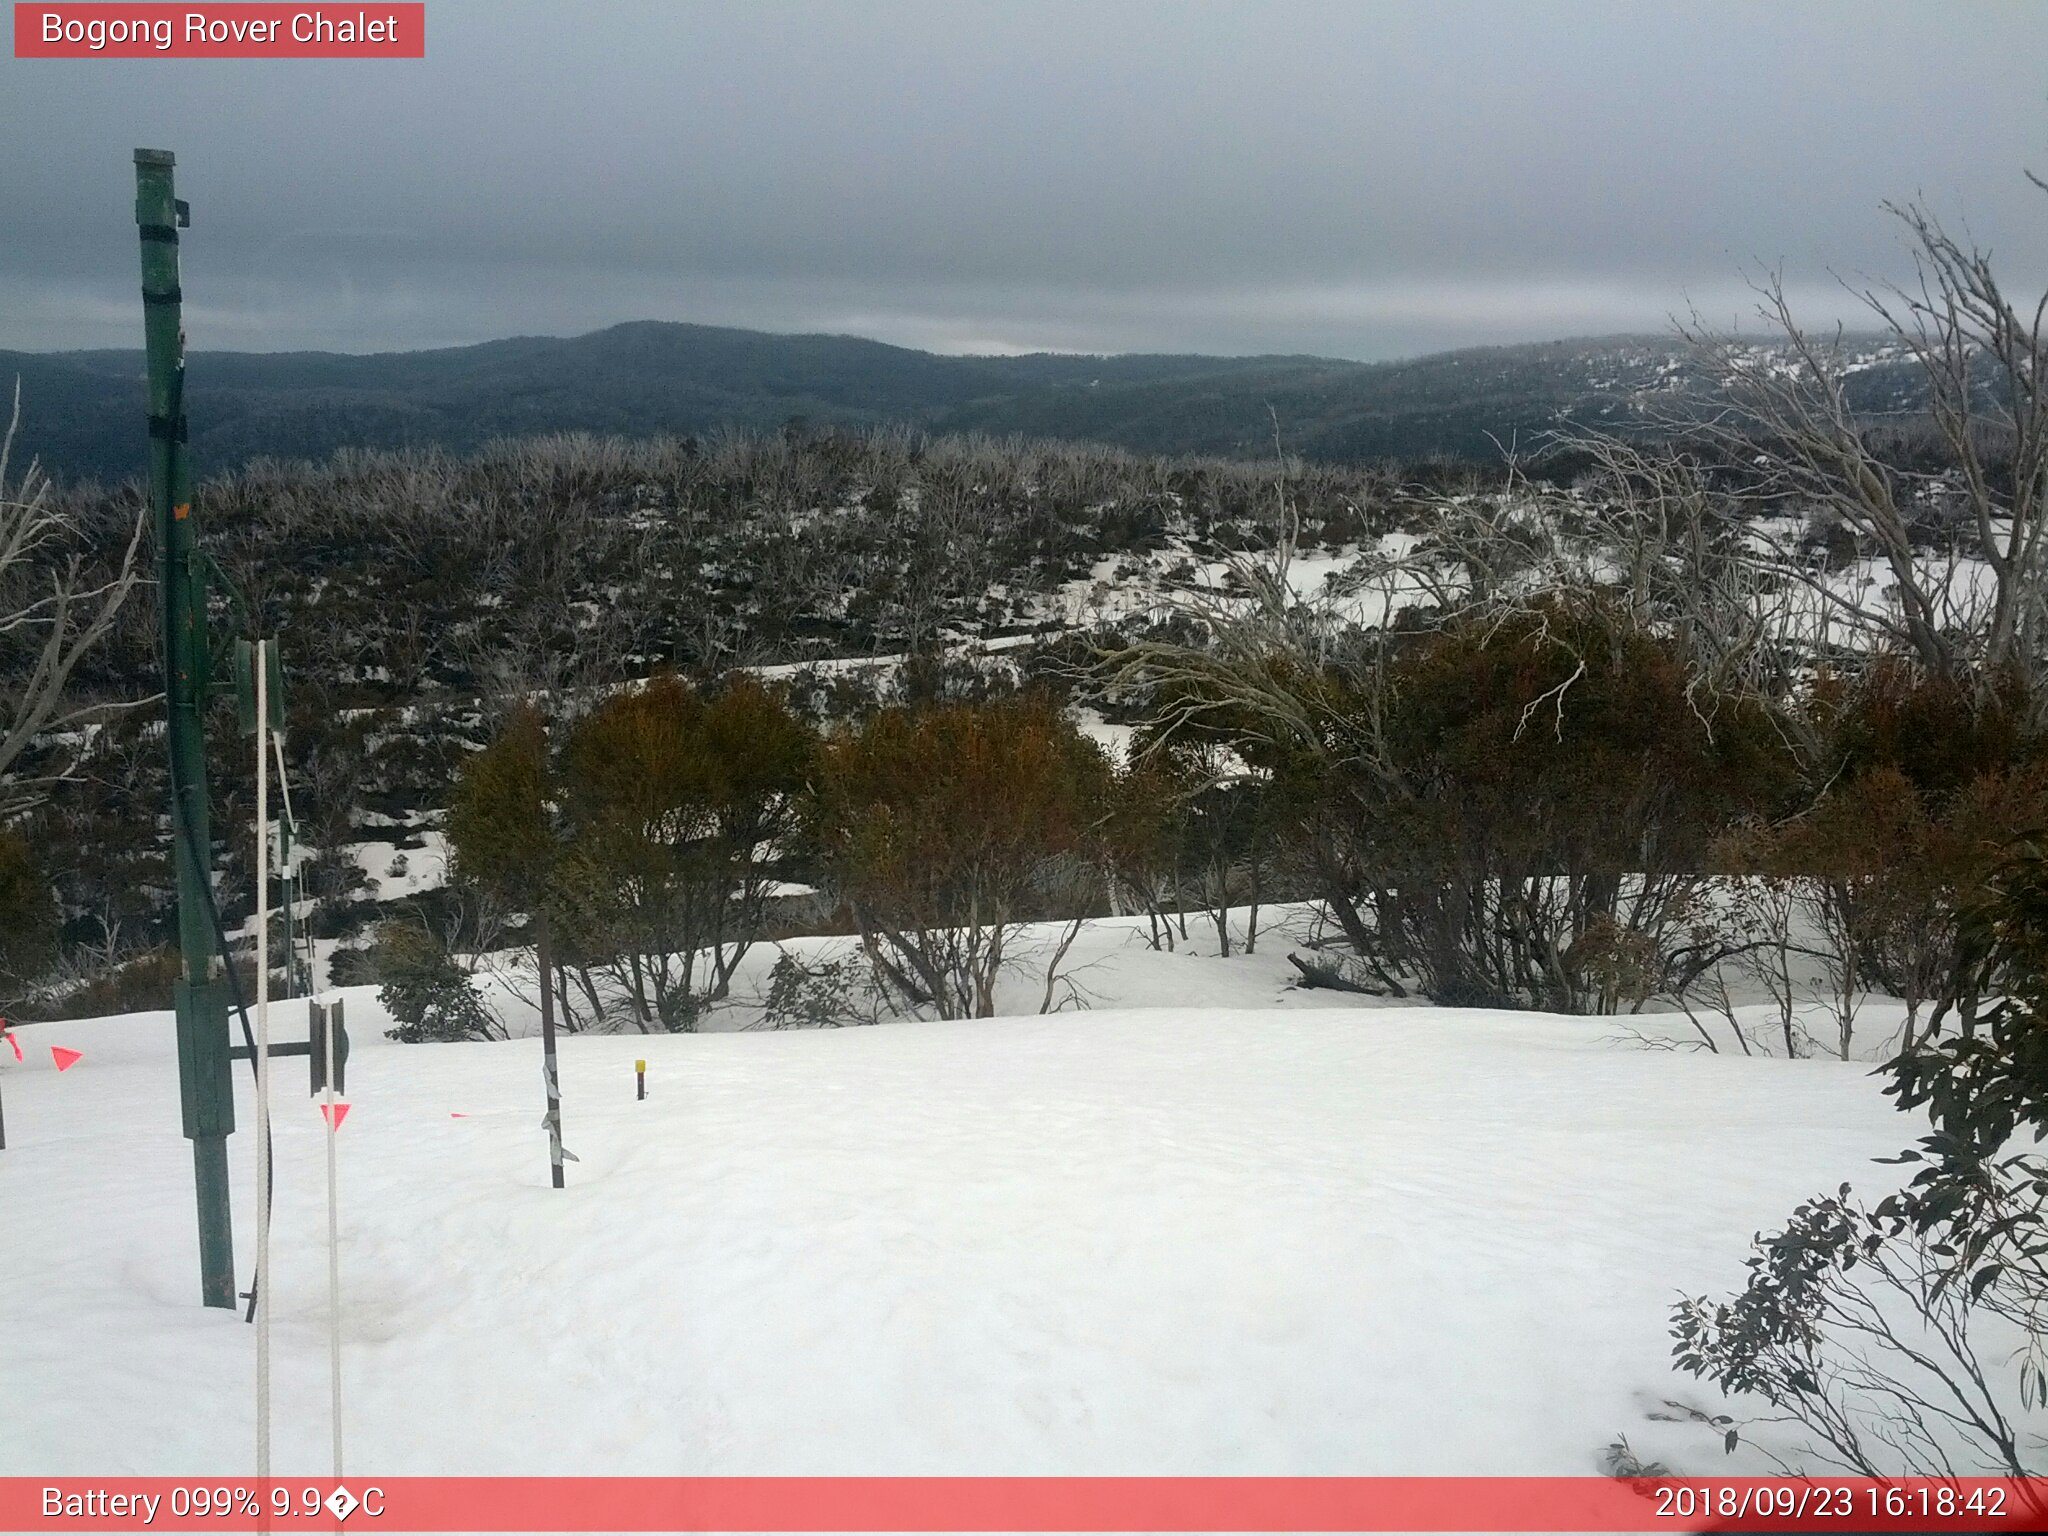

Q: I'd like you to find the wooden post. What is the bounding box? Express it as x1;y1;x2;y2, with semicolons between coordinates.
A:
539;910;564;1189
636;1059;646;1101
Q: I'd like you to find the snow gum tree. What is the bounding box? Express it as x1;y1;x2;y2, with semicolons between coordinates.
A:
554;673;815;1030
447;703;556;899
447;679;818;1033
1341;597;1793;1011
1095;752;1186;948
815;694;1110;1019
444;701;571;1027
1116;586;1793;1012
1712;662;2048;1055
372;917;500;1043
1673;839;2048;1489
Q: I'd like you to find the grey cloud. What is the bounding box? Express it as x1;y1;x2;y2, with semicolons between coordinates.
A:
2;0;2043;358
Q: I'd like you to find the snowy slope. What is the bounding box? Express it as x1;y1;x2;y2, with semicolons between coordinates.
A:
0;932;1931;1482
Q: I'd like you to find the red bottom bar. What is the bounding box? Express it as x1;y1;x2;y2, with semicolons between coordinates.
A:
6;1477;2045;1533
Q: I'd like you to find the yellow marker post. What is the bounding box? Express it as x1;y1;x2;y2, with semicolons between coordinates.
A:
635;1060;646;1102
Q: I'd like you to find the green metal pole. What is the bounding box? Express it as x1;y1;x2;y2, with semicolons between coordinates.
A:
137;148;236;1310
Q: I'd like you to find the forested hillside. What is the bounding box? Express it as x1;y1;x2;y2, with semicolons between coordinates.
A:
0;322;1920;483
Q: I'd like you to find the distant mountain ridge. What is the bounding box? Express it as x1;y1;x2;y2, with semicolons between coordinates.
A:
0;319;1912;483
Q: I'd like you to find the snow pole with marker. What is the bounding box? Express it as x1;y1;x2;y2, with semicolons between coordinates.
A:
538;912;574;1186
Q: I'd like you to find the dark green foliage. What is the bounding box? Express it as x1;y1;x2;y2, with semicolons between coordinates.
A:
1672;841;2048;1477
1669;1185;2042;1479
446;705;555;901
760;951;876;1030
0;827;59;1002
1261;597;1796;1011
1672;1192;1858;1403
37;719;174;957
1880;837;2048;1273
373;919;500;1044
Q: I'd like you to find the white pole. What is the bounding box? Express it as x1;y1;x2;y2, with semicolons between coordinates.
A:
322;995;343;1477
253;639;273;1483
273;734;297;993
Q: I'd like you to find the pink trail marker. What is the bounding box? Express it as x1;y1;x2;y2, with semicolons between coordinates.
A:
3;1029;20;1062
320;1102;351;1129
50;1047;81;1072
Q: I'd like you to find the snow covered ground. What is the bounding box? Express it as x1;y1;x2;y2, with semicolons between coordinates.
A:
0;921;1949;1480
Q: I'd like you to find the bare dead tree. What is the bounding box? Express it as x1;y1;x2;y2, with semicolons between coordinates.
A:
1668;184;2047;699
0;382;149;815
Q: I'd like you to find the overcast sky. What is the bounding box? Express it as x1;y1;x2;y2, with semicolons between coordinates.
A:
2;0;2044;359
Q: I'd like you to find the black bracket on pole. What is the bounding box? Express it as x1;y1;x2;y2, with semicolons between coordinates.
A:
229;998;348;1096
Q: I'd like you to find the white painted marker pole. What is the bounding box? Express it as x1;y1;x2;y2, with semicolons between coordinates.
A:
253;638;273;1485
322;993;343;1477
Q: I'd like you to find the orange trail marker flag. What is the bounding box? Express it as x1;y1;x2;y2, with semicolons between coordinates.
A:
320;1102;351;1130
50;1046;82;1072
3;1028;21;1062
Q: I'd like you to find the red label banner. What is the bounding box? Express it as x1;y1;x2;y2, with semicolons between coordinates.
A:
4;1476;2046;1532
13;5;425;58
